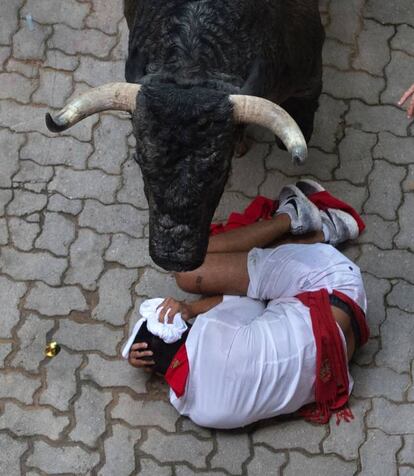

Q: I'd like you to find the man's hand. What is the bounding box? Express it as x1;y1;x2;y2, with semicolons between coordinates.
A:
157;297;193;323
398;83;414;118
128;342;154;372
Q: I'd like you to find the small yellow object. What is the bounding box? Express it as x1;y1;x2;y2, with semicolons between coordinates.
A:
171;359;180;369
44;342;61;358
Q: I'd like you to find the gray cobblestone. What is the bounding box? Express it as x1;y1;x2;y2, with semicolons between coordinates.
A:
105;234;153;268
11;313;54;372
387;280;414;313
322;38;351;70
365;0;414;25
27;441;100;474
25;282;87;316
35;212;76;256
13;160;54;193
69;383;112;447
0;1;21;45
352;366;409;400
12;21;51;60
374;132;414;165
39;348;83;411
140;429;213;468
0;190;12;216
0;128;25;188
7;190;47;216
0;402;69;439
0;276;27;338
392;25;414;56
22;0;90;29
112;18;129;61
64;229;109;291
326;0;364;44
382;51;414;105
0;343;12;366
360;429;402;476
81;354;147;394
33;69;73;108
228;144;268;196
211;432;250;474
395;194;414;251
0;433;27;476
44;49;80;71
399;436;414;465
86;0;124;34
285;452;356;476
117;159;148;209
75;56;125;87
0;218;8;245
8;217;40;251
404;165;414;193
5;57;39;78
362;273;391;337
48;194;83;215
213;192;253;222
358;214;398;249
0;46;10;66
0;72;36;102
135;268;192;301
400;467;414;476
246;446;286;476
354;338;379;366
112;395;178;431
0;370;41;403
140;459;172;476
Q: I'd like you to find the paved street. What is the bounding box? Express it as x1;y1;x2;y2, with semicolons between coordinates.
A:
0;1;413;475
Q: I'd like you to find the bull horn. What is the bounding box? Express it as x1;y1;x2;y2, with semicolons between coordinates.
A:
230;95;307;164
45;82;141;132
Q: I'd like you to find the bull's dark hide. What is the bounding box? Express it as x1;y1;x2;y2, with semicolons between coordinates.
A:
124;0;325;271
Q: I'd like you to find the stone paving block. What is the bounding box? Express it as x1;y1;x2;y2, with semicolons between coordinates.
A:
382;51;414;105
358;245;414;283
322;38;351;70
117;159;149;209
112;18;129;61
81;354;147;394
13;160;54;193
246;446;286;476
365;0;414;25
373;132;414;165
105;234;153;268
323;179;367;213
266;146;338;181
22;0;90;29
326;0;364;44
360;429;402;476
49;167;120;204
367;398;414;435
86;0;124;34
139;459;172;476
98;424;140;476
64;229;109;291
310;94;348;152
21;132;93;169
74;56;125;87
400;467;414;476
214;191;255;222
365;160;405;220
0;72;36;103
392;25;414;56
112;395;178;431
0;190;12;216
399;435;414;465
387;280;414;313
0;0;21;44
284;451;356;476
353;338;379;366
0;370;41;403
178;417;213;439
0;218;8;245
0;128;25;188
353;19;394;76
404;165;414;193
0;46;10;67
395;193;414;251
69;383;112;447
358;214;398;249
227;143;268;196
5;57;39;78
7;190;47;216
32;69;73;108
376;308;414;373
79;200;147;238
351;365;409;400
253;419;326;454
27;441;100;474
25;282;87;316
0;343;12;366
44;49;80;71
54;319;123;356
0;276;27;338
140;428;213;468
175;467;225;476
8;217;40;251
0;433;27;476
12;21;51;60
35;212;76;256
93;268;137;325
211;432;251;475
50;24;117;58
89;114;131;174
0;402;69;439
323;67;385;104
323;398;370;460
48;194;83;215
11;313;54;372
336;128;376;184
135;268;193;301
39;348;83;411
26;213;40;223
362;272;392;336
346;101;408;136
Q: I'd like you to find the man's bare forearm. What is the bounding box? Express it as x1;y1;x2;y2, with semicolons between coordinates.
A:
187;295;223;318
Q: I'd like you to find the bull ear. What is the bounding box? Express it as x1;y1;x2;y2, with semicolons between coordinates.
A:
45;82;141;132
230;95;307;165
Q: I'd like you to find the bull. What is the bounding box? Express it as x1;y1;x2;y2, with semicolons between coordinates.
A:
45;0;325;271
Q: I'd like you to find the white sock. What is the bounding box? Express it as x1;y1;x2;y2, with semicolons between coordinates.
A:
322;223;330;243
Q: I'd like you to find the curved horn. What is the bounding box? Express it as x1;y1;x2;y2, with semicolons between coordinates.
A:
45;82;141;132
230;95;307;164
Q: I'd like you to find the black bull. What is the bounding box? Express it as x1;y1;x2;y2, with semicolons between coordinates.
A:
46;0;325;271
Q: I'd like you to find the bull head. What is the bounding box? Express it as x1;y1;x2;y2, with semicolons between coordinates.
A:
45;82;307;271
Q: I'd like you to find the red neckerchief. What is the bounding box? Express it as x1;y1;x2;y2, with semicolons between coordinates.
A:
164;344;189;398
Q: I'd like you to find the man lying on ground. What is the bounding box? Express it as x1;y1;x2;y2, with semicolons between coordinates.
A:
125;180;369;428
399;83;414;118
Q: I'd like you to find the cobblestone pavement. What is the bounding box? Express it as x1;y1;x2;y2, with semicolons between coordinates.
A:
1;1;413;475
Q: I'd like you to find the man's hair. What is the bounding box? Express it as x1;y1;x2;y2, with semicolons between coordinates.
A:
135;321;191;375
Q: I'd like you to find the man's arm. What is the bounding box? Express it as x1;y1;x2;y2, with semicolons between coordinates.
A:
157;295;223;322
398;83;414;118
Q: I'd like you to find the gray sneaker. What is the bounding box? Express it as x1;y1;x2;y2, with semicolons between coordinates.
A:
321;208;359;246
276;185;322;235
295;178;326;196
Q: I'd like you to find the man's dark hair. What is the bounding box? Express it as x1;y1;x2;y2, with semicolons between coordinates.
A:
135;321;191;375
